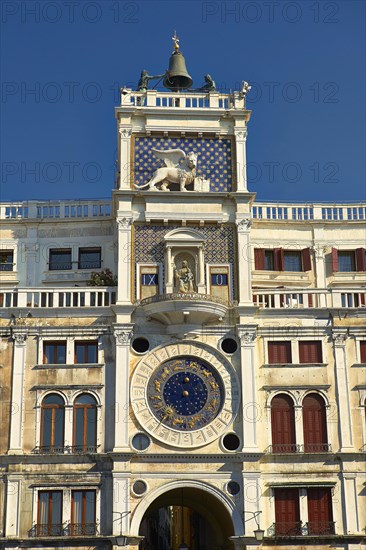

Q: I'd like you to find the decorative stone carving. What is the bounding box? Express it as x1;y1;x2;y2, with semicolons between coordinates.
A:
234;129;247;141
114;328;133;346
134;148;198;192
238;331;256;346
174;260;195;293
236;219;251;232
117;217;132;229
333;331;348;345
12;332;27;345
119;127;132;138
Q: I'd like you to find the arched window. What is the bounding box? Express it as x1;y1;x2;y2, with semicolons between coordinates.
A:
271;394;296;453
41;394;65;452
303;394;328;452
73;394;97;452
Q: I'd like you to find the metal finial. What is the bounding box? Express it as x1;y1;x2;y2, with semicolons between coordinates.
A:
172;30;180;52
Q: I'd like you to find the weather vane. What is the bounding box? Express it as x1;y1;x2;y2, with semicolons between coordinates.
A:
172;30;180;52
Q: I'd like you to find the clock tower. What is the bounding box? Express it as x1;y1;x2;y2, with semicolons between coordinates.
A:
113;36;256;549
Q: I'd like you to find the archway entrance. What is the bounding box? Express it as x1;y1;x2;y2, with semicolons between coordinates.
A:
137;486;236;550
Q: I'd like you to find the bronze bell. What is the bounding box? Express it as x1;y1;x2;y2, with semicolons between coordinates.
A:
163;50;193;91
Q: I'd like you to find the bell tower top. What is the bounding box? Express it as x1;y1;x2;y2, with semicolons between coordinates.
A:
115;35;253;193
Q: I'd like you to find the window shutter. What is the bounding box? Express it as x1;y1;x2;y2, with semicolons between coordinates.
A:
331;248;338;272
299;341;322;363
274;488;300;534
360;341;366;363
271;394;296;453
307;488;333;534
301;248;312;271
254;248;265;270
274;248;284;271
268;342;292;364
303;394;328;452
355;248;366;271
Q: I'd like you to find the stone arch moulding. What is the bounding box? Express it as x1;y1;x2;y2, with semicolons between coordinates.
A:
130;479;243;537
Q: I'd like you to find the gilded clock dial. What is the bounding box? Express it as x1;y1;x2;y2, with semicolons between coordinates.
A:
147;357;223;431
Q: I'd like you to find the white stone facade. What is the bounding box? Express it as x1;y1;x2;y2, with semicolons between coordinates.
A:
0;87;365;550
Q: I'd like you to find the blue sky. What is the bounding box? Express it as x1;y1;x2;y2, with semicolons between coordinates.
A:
1;0;365;202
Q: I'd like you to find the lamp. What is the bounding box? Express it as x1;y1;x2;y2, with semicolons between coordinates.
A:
243;510;264;543
115;536;127;546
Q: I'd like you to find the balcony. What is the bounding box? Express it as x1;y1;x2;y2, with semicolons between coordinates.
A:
253;288;366;309
120;89;246;110
252;202;365;222
139;292;231;327
268;521;336;538
266;443;332;454
0;287;116;309
33;445;99;454
0;199;112;220
29;522;98;538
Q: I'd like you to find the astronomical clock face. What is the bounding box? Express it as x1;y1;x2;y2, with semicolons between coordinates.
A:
131;342;239;448
147;358;224;431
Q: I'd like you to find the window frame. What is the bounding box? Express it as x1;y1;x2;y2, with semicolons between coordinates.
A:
70;489;96;535
299;341;323;364
40;394;65;451
73;394;98;452
0;249;14;271
74;340;98;364
49;248;72;271
37;490;63;536
43;341;67;364
78;247;101;270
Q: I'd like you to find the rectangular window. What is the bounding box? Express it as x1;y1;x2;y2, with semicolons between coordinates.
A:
37;491;63;536
274;488;301;535
307;487;334;535
78;247;101;269
43;341;67;364
0;250;14;271
74;341;98;364
71;490;96;535
299;341;323;363
141;273;159;285
360;341;366;363
284;251;302;272
265;250;274;270
338;251;356;272
268;342;292;364
49;248;72;270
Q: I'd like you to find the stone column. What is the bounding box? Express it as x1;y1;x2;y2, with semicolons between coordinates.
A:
197;245;205;292
313;241;328;307
333;331;353;450
118;127;132;190
166;246;173;293
342;473;360;534
116;217;133;304
5;477;20;536
8;332;27;453
238;326;258;451
234;128;248;191
113;325;133;452
236;218;252;306
243;473;261;536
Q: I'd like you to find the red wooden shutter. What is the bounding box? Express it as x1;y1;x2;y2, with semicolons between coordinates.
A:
274;488;300;535
307;488;333;535
274;248;284;271
301;248;312;271
271;394;296;453
268;342;292;364
254;248;265;270
303;394;328;452
355;248;366;271
360;341;366;363
331;248;338;272
299;341;322;363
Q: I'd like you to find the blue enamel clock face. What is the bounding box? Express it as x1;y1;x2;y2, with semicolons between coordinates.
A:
147;357;224;431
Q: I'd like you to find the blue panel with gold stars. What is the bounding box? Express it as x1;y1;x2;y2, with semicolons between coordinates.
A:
133;136;233;192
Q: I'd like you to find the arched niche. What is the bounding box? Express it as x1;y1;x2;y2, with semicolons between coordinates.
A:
164;228;206;293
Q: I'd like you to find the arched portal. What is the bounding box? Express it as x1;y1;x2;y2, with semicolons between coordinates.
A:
131;481;241;550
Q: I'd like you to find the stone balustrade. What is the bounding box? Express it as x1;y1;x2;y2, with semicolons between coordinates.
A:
0;200;112;220
0;287;116;308
121;89;245;110
252;202;366;222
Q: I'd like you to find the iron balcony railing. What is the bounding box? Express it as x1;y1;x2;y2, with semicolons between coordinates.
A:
266;443;331;454
268;522;304;537
33;445;99;454
30;523;65;537
67;523;98;536
268;521;336;537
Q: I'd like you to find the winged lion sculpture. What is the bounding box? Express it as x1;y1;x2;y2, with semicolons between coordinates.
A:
134;148;197;192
